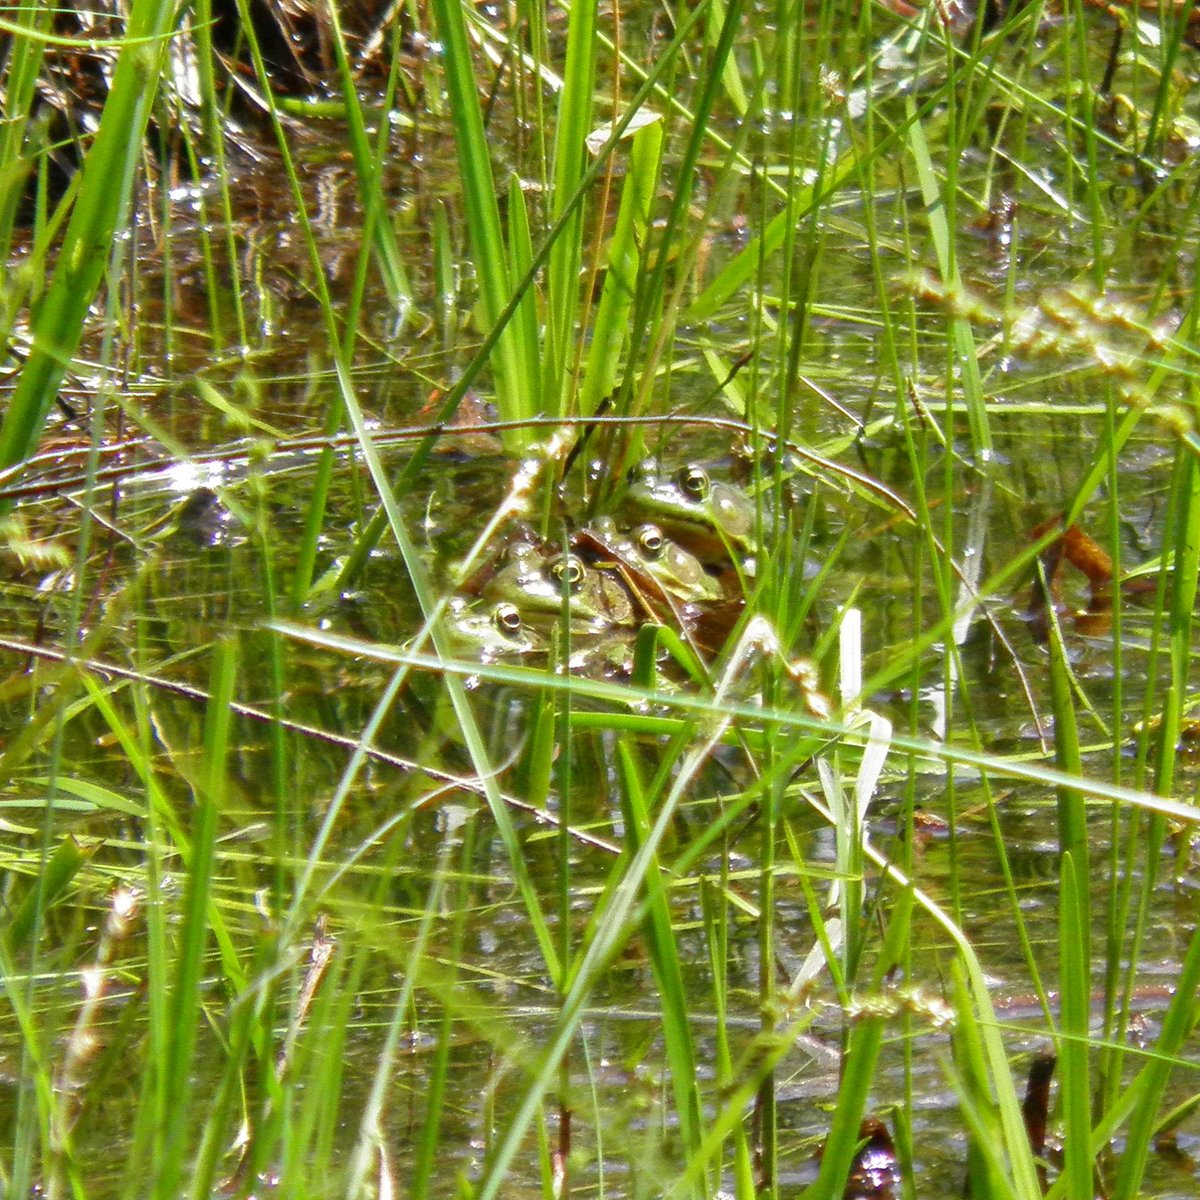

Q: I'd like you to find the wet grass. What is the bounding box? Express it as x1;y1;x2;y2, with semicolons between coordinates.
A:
2;0;1200;1197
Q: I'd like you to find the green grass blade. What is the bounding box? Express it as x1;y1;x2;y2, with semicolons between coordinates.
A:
472;679;737;1200
905;96;991;459
1160;450;1200;793
616;742;706;1190
0;3;52;266
687;133;892;324
801;1017;887;1200
700;879;756;1200
325;2;413;315
315;363;562;985
0;0;180;487
1046;606;1089;964
802;877;913;1199
1107;920;1200;1200
410;833;475;1200
429;0;535;444
185;934;283;1200
345;837;454;1198
78;672;245;987
0;929;60;1194
951;964;1018;1200
708;0;749;115
578;118;662;417
506;174;542;413
619;0;743;426
543;0;598;410
1058;851;1093;1200
863;854;1043;1200
6;836;90;953
154;637;238;1199
1108;449;1200;1200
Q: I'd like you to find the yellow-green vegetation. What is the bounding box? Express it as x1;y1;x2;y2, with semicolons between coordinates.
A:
1;2;1200;1198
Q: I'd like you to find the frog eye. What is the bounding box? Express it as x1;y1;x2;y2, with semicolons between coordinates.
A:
493;603;523;634
676;464;711;500
550;554;587;591
636;524;665;559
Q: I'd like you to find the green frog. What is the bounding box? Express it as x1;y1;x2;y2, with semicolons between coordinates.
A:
447;598;545;661
483;539;635;632
580;516;723;605
625;460;756;557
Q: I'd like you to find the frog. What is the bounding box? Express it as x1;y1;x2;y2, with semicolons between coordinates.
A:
447;597;545;662
143;487;243;549
577;516;723;605
624;460;756;558
482;538;635;632
443;588;643;677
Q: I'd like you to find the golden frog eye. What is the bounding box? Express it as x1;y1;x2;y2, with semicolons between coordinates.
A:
676;464;711;501
550;554;587;591
493;603;523;634
636;524;665;559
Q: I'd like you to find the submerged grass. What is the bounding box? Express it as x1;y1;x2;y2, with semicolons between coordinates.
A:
2;1;1200;1197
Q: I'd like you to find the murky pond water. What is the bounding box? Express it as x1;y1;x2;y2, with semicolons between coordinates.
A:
4;5;1200;1196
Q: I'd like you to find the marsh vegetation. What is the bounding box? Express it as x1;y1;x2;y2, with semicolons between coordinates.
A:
2;0;1200;1196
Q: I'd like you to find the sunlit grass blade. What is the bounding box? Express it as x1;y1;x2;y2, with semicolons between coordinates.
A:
314;376;563;985
803;881;913;1200
1106;449;1200;1200
950;958;1018;1200
619;0;744;428
155;637;238;1199
506;174;542;413
1099;918;1200;1200
1058;851;1093;1200
6;836;90;953
578;117;662;417
1158;450;1200;795
802;1017;887;1200
430;0;535;444
864;848;1043;1200
686;137;876;325
617;742;707;1191
1046;606;1089;961
78;672;245;985
472;662;739;1200
543;0;598;412
433;199;457;350
0;0;180;488
0;929;61;1193
700;879;756;1200
905;96;991;459
410;845;474;1200
708;0;749;115
345;837;455;1199
185;933;283;1200
325;1;413;317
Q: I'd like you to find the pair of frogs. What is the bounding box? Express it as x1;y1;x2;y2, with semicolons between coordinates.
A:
452;461;756;665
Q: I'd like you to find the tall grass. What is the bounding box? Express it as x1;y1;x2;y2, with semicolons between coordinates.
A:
0;0;181;484
1;1;1200;1198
